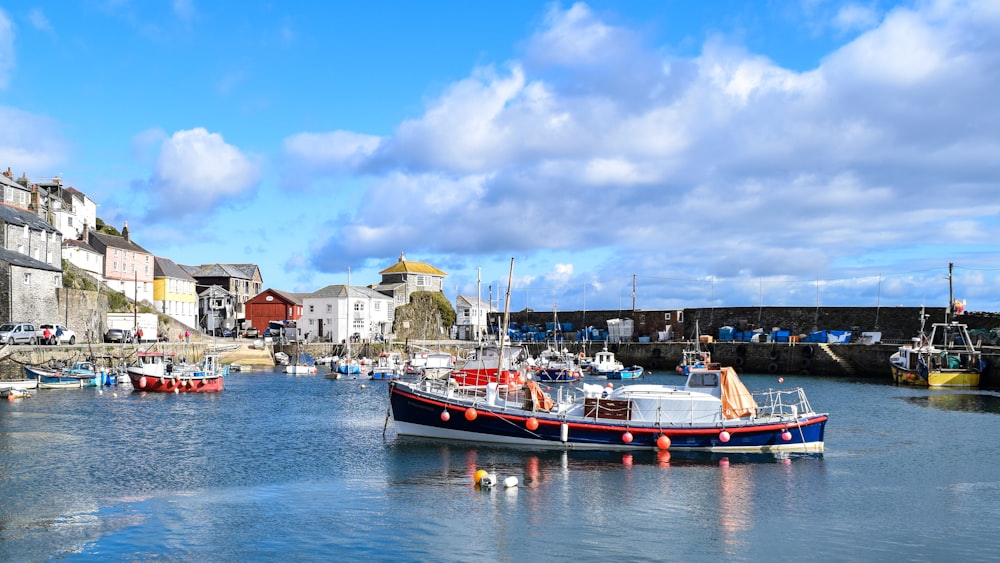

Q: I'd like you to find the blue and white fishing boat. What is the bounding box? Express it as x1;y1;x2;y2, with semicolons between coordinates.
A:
390;361;827;452
608;365;644;379
25;363;101;388
589;348;624;377
370;352;404;380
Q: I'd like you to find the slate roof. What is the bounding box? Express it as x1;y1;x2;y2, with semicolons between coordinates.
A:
62;238;100;254
0;247;62;272
0;203;61;234
308;284;392;300
154;257;196;281
267;288;304;305
184;263;256;280
88;230;150;254
457;295;495;309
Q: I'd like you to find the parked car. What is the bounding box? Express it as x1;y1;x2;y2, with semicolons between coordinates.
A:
104;328;129;343
0;322;38;345
38;324;77;345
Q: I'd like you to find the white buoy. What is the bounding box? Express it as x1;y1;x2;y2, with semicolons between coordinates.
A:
481;473;497;488
503;476;518;488
360;384;366;389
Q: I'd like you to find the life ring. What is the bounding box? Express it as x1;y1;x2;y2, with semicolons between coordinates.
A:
769;349;779;360
735;345;747;357
767;362;779;374
803;345;815;358
734;357;745;367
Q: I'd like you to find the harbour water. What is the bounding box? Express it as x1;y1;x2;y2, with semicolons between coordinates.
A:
2;370;999;561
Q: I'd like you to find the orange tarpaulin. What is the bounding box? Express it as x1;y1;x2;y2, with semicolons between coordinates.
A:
525;380;554;412
720;367;758;419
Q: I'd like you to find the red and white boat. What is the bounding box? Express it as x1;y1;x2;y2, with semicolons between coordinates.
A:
450;345;526;389
127;353;228;393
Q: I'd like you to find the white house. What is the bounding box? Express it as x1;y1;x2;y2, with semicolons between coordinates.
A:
62;238;104;281
301;284;394;343
454;295;496;341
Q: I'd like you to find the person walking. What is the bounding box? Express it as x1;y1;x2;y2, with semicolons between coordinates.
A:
42;327;52;345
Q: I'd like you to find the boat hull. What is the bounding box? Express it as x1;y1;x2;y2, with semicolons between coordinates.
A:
389;381;826;453
127;370;224;393
608;366;644;380
25;365;99;387
890;365;980;388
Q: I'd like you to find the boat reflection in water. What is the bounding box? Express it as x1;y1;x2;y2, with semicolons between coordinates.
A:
905;391;1000;415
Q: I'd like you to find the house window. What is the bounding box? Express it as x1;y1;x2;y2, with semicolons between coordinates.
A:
664;312;671;321
354;302;364;312
113;262;118;271
415;275;427;287
375;302;381;311
23;273;30;284
678;311;684;323
326;304;332;313
309;305;314;313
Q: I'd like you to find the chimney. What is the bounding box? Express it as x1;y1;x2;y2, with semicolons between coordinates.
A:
3;167;10;179
122;221;130;242
81;220;90;242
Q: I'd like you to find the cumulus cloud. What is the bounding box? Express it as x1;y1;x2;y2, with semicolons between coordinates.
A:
284;1;1000;308
27;8;52;32
0;106;68;171
143;128;260;219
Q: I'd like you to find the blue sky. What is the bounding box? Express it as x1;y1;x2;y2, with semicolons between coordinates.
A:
3;1;1000;314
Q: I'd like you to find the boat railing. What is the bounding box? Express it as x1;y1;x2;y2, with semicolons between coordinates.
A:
751;387;815;419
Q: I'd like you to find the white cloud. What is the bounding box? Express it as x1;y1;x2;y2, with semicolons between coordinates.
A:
0;106;68;171
145;128;260;218
288;2;1000;308
832;3;880;33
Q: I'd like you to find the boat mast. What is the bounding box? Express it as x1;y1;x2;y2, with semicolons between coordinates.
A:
497;258;514;378
346;267;352;361
947;262;954;325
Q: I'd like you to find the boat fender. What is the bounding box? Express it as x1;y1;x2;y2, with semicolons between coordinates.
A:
622;431;633;444
138;376;147;389
781;430;793;441
656;435;671;450
803;346;815;358
769;349;779;360
465;408;478;421
767;363;779;374
560;422;569;442
481;473;497;488
441;409;451;422
526;417;539;431
719;430;731;443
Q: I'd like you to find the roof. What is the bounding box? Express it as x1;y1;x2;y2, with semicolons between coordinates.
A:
62;238;100;254
0;203;61;234
378;251;447;276
457;295;496;310
307;284;393;301
88;230;150;254
154;256;196;281
184;263;256;280
0;247;62;272
198;285;233;297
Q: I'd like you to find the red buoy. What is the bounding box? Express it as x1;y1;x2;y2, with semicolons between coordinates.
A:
622;431;633;443
465;408;478;421
719;430;731;443
526;417;539;431
781;430;793;441
656;435;671;450
441;409;451;422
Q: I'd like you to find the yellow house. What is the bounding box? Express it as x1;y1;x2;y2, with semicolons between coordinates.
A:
154;256;198;328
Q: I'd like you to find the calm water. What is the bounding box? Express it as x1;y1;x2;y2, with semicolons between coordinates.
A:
2;370;999;562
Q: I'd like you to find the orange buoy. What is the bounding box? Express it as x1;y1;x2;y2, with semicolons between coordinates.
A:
526;417;539;431
440;409;451;422
473;469;488;485
465;407;478;421
622;431;633;443
656;435;671;450
719;430;731;443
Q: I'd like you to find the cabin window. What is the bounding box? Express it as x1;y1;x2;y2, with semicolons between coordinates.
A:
664;312;671;321
688;372;718;388
678;311;684;323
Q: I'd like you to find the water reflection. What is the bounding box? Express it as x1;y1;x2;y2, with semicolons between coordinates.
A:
904;391;1000;414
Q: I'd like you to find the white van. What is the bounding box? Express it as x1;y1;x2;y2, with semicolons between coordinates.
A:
0;322;38;345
